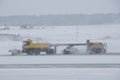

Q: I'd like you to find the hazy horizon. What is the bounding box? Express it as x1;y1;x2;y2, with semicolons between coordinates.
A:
0;0;120;16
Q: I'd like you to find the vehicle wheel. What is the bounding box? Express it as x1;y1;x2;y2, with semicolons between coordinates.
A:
27;49;34;55
46;49;55;55
63;50;71;54
34;49;41;55
103;49;107;54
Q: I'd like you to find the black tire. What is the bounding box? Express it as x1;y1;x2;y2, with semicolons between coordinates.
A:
103;49;107;54
34;49;41;55
27;49;34;55
63;50;71;54
46;49;55;55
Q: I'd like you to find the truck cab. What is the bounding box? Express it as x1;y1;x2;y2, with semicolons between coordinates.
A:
22;39;55;55
87;40;107;54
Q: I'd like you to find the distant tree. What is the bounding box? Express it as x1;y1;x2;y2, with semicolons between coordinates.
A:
20;25;33;29
20;25;28;29
4;26;10;30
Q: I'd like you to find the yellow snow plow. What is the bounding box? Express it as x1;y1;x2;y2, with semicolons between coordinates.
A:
9;39;107;55
22;39;54;55
86;40;107;54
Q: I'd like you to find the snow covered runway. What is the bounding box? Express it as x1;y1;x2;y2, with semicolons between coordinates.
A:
0;55;120;64
0;25;120;80
0;64;120;68
0;68;120;80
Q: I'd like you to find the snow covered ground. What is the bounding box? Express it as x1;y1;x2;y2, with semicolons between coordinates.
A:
0;55;120;64
0;24;120;55
0;68;120;80
0;24;120;80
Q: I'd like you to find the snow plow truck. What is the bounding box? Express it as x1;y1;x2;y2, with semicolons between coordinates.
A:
9;39;107;55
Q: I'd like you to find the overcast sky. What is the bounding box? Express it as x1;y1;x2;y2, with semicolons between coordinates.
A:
0;0;120;16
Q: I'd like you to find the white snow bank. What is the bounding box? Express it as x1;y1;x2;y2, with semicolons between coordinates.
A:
0;34;21;41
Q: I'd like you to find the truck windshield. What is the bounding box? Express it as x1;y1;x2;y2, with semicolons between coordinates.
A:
23;41;29;46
